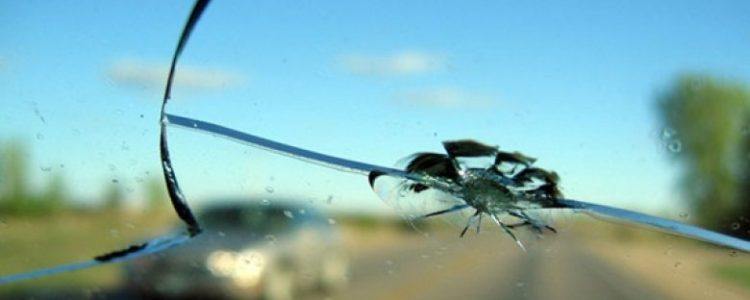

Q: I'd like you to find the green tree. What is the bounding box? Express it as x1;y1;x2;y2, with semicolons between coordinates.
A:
0;141;5;205
657;74;750;235
144;176;168;211
0;140;31;214
738;115;750;233
103;182;124;210
41;173;67;213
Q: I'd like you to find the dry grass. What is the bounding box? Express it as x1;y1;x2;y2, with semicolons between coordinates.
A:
0;209;174;294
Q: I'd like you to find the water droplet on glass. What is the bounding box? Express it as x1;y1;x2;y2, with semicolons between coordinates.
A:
261;199;271;205
298;209;306;214
731;222;741;230
36;133;44;140
265;234;277;244
668;140;682;153
660;127;676;140
217;231;226;237
328;218;336;225
283;210;294;219
265;186;275;193
326;195;333;204
111;179;119;184
674;261;682;268
678;212;689;219
109;229;120;237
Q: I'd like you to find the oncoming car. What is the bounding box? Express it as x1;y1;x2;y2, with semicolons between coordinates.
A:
124;199;349;299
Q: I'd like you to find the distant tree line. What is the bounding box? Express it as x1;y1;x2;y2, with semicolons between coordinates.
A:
0;140;67;215
0;140;168;216
658;74;750;238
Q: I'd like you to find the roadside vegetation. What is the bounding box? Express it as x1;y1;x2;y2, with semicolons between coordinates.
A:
657;74;750;238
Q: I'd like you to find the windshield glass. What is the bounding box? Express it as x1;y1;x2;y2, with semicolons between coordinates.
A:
1;1;749;299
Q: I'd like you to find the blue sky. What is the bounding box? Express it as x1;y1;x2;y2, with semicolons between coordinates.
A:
1;0;749;215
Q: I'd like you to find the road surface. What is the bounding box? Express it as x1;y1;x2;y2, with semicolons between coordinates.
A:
321;230;665;300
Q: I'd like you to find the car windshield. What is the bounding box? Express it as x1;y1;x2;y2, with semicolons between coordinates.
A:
1;1;750;299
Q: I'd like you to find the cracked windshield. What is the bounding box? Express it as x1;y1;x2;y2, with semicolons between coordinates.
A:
2;1;750;299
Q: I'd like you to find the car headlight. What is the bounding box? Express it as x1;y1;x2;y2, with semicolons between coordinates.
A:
206;250;267;287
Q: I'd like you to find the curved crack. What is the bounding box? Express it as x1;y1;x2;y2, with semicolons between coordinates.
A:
0;0;212;284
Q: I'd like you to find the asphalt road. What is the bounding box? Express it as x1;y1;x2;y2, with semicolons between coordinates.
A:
321;230;666;300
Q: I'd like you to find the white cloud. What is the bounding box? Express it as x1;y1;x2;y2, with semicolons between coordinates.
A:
105;58;245;92
339;51;443;76
394;87;496;109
